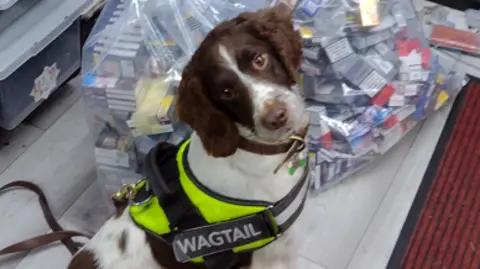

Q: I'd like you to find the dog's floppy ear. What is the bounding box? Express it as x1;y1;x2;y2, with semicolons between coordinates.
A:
176;65;240;157
239;7;302;85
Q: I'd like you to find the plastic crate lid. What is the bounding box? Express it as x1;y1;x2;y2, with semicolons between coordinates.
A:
0;0;43;33
0;0;92;80
0;0;19;10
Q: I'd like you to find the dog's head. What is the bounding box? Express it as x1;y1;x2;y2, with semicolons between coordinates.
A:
176;7;304;157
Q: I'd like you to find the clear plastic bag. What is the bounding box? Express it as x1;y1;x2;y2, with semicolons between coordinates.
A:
81;0;466;197
466;9;480;30
296;0;467;191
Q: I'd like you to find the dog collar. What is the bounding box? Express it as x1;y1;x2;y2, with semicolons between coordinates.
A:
237;127;308;155
238;126;309;174
120;139;310;266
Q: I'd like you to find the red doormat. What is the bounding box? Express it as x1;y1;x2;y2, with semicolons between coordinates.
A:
388;78;480;269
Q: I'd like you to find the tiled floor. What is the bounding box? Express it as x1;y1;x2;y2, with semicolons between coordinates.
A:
1;2;480;269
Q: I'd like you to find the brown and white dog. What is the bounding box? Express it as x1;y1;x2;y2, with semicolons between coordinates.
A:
68;7;307;269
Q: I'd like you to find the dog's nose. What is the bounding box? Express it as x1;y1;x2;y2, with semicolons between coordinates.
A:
261;102;288;130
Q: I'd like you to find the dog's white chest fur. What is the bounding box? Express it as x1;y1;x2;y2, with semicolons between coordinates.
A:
187;133;304;202
81;133;306;269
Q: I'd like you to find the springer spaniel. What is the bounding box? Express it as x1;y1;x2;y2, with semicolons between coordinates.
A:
68;6;308;269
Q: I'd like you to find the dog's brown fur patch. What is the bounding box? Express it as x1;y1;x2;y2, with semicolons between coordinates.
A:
118;230;128;253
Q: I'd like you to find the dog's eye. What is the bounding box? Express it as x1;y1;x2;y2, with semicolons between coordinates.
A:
221;88;235;100
252;54;268;70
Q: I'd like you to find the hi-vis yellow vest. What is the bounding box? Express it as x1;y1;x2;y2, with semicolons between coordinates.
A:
127;139;309;264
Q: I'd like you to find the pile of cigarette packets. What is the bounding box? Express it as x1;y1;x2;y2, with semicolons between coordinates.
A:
296;0;465;191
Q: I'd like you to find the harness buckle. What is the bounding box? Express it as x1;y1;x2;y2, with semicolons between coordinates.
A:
262;206;283;238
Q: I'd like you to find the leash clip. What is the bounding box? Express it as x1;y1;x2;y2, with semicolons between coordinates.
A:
112;183;137;203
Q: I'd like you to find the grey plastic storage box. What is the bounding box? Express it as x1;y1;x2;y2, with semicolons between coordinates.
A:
0;0;92;130
0;0;42;33
0;0;19;10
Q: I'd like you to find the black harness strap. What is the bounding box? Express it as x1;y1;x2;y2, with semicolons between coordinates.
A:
138;143;247;269
271;166;310;232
